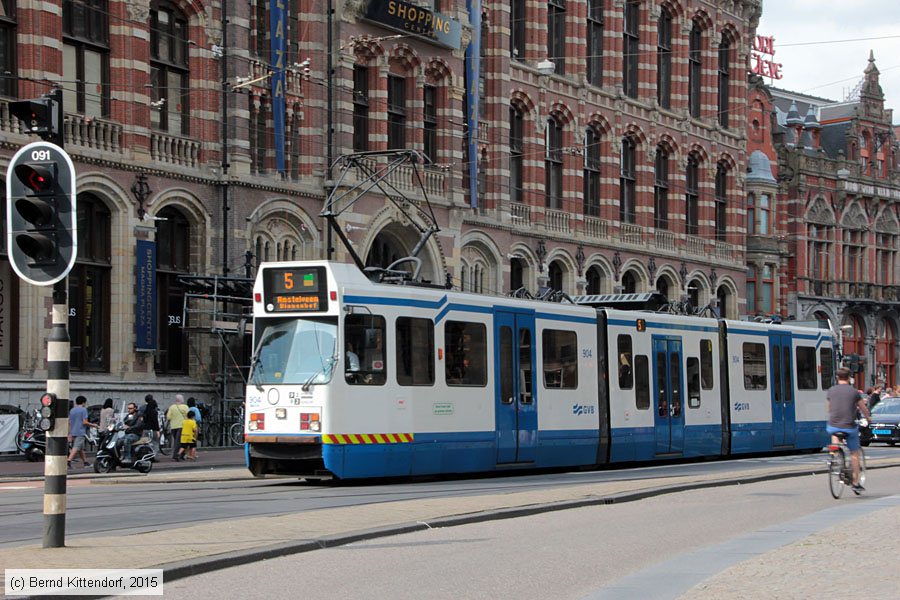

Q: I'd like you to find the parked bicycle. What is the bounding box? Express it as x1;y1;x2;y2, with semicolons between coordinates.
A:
229;405;245;446
828;421;867;499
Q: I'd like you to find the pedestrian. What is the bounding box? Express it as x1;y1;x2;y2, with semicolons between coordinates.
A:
98;398;115;430
165;394;189;460
187;397;202;446
143;394;161;458
868;385;883;412
67;396;97;469
177;409;198;462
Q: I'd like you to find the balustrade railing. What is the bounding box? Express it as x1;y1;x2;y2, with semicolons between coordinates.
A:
583;216;609;239
150;132;201;167
510;202;531;226
620;223;644;245
654;229;676;252
544;208;570;233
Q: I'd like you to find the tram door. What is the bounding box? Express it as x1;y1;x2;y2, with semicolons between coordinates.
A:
494;310;538;464
652;336;685;455
769;333;796;447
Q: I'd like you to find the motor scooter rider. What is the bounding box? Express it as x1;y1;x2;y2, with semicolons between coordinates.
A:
122;402;145;462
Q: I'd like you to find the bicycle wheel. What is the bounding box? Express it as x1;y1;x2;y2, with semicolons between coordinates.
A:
828;449;845;499
15;429;26;453
229;422;244;446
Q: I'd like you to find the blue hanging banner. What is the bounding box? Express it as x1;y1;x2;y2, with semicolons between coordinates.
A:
465;0;481;208
271;0;287;173
135;240;157;351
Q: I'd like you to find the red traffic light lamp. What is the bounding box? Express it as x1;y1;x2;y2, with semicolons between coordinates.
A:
14;164;54;193
38;392;57;431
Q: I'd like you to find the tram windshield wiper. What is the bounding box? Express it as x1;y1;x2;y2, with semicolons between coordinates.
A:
301;353;338;392
250;354;264;391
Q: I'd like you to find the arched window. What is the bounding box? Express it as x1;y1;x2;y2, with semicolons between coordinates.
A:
548;0;566;75
686;155;699;235
0;183;18;368
586;265;604;294
387;74;407;149
511;0;525;59
716;285;730;319
715;163;728;241
688;279;700;310
877;319;896;387
150;1;190;135
510;106;525;204
155;206;190;375
510;258;524;292
0;1;15;98
657;8;672;108
549;260;564;292
654;146;669;229
656;276;669;299
546;117;563;209
583;128;601;216
352;65;369;152
620;137;636;223
69;194;111;372
688;23;702;118
63;0;109;116
587;0;603;85
623;0;639;98
622;270;637;294
718;37;731;128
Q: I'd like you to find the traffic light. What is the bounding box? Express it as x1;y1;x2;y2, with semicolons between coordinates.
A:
38;392;57;432
843;354;863;374
6;141;77;286
9;98;53;137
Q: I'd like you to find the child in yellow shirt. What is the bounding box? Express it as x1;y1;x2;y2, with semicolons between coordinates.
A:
178;412;198;461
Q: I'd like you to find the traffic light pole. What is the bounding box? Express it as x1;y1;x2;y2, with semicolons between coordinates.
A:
43;280;69;548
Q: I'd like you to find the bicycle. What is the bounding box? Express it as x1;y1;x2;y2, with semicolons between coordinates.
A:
827;425;867;499
228;405;245;446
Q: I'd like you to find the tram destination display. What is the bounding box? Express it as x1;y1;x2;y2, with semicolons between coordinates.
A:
263;266;328;312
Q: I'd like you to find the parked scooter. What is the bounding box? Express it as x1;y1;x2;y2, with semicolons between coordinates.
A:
93;422;154;473
21;426;47;462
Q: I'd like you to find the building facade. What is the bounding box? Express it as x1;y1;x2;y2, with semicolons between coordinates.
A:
0;0;761;413
748;54;900;389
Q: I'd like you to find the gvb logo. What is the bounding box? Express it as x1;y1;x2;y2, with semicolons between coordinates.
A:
572;404;595;416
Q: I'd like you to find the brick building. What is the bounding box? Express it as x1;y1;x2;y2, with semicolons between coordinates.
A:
747;54;900;388
0;0;761;412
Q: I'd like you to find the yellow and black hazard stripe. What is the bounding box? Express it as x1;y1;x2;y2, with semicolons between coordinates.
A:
322;433;414;445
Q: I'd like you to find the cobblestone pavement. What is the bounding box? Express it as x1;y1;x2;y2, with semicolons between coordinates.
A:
682;504;900;599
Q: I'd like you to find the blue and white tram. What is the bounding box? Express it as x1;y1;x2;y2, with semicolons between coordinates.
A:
244;261;833;479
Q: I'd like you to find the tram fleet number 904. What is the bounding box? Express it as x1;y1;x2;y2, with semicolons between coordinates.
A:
243;261;833;480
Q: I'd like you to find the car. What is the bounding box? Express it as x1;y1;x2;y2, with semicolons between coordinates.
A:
861;397;900;446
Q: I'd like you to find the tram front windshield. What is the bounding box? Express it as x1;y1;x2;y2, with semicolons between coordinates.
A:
251;318;338;385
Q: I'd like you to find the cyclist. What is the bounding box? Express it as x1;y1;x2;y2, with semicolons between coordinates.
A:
827;367;871;493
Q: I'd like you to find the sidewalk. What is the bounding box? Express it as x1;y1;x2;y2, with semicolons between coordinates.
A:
1;454;899;597
0;447;245;481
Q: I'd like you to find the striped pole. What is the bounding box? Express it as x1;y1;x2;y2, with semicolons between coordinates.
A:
43;281;69;548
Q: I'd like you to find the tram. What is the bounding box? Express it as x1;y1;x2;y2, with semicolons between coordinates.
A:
244;261;833;479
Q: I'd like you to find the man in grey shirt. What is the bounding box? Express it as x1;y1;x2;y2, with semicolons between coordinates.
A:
826;368;871;492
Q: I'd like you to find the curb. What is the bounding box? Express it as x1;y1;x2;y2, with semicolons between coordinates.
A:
149;462;900;588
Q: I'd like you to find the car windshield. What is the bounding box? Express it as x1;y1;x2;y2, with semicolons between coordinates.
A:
872;398;900;415
251;318;338;386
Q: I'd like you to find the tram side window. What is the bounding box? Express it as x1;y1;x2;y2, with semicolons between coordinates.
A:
617;335;634;389
820;347;835;390
445;321;487;386
743;342;767;390
634;354;650;409
686;357;701;408
543;329;578;389
396;317;434;386
795;346;817;390
345;314;387;386
699;339;714;389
